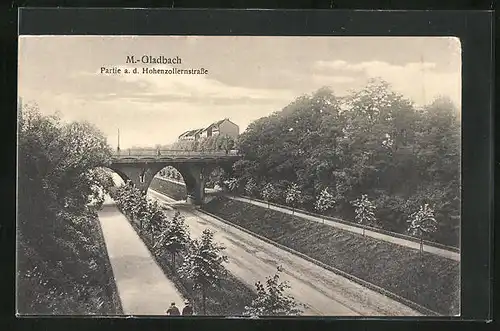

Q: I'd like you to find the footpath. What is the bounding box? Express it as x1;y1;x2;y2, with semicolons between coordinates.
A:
97;195;185;315
154;176;459;261
229;195;460;261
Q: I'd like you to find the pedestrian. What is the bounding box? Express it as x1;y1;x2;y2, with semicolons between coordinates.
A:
165;302;180;316
182;300;193;316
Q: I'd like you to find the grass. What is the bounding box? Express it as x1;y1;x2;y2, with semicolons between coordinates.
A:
124;210;257;316
16;210;123;315
202;197;460;316
150;177;186;201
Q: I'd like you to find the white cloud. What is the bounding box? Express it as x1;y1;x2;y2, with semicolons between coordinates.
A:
314;60;461;107
312;75;356;84
104;64;295;102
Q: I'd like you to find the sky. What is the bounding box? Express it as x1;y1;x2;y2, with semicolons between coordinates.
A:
18;36;461;149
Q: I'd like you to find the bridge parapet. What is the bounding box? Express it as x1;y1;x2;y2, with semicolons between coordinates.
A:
114;149;239;157
111;149;241;164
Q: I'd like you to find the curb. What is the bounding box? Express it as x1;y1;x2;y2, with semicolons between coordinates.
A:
198;208;441;317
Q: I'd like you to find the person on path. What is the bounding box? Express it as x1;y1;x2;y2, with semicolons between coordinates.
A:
182;301;193;316
166;302;180;316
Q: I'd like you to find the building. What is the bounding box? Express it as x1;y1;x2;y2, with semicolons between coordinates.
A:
178;128;204;141
178;118;239;141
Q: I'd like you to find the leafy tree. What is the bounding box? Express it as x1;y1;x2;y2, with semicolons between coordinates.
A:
229;82;460;246
18;103;113;220
244;178;258;199
154;211;190;270
261;183;278;208
351;194;377;236
285;183;302;214
206;167;226;189
218;135;235;154
145;200;165;245
180;229;228;315
243;266;303;317
407;204;438;259
17;103;115;313
315;188;336;223
224;177;239;195
132;192;149;233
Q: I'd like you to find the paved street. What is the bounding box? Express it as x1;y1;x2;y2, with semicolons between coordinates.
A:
98;196;185;315
148;189;422;317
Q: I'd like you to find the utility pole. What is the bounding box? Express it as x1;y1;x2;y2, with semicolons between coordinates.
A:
117;128;121;154
421;53;426;107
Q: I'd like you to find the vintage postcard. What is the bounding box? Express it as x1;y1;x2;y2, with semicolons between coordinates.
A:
17;35;461;317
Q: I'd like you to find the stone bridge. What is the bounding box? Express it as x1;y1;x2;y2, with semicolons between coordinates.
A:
108;149;241;205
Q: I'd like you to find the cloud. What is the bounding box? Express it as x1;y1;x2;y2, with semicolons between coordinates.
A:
85;64;295;105
314;60;461;107
312;75;356;84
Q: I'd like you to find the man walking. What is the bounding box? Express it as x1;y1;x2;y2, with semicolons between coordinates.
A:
165;302;180;316
182;300;194;316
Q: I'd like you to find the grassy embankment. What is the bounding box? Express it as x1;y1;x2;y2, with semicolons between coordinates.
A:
17;210;123;315
150;178;460;315
203;197;460;315
150;177;186;200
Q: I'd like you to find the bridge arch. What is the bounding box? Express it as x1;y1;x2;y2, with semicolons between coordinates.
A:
108;150;241;205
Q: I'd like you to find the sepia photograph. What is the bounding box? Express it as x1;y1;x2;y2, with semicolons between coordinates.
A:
17;35;461;317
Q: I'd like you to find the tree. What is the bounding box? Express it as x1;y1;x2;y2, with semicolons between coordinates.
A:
315;188;336;223
134;192;150;233
228;83;460;247
218;135;235;154
180;229;228;315
407;204;438;259
351;194;377;236
261;183;278;208
154;211;190;270
18;103;113;221
145;200;165;245
285;183;302;215
244;178;258;199
17;103;115;313
224;177;239;195
243;266;302;317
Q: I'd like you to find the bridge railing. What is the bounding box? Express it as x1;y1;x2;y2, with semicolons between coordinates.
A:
113;148;239;157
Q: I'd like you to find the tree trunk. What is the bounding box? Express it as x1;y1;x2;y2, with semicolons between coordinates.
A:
172;252;176;271
202;286;207;315
420;236;423;261
267;201;270;209
362;228;365;236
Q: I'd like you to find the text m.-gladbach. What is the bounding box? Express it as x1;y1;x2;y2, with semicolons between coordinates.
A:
126;55;182;65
